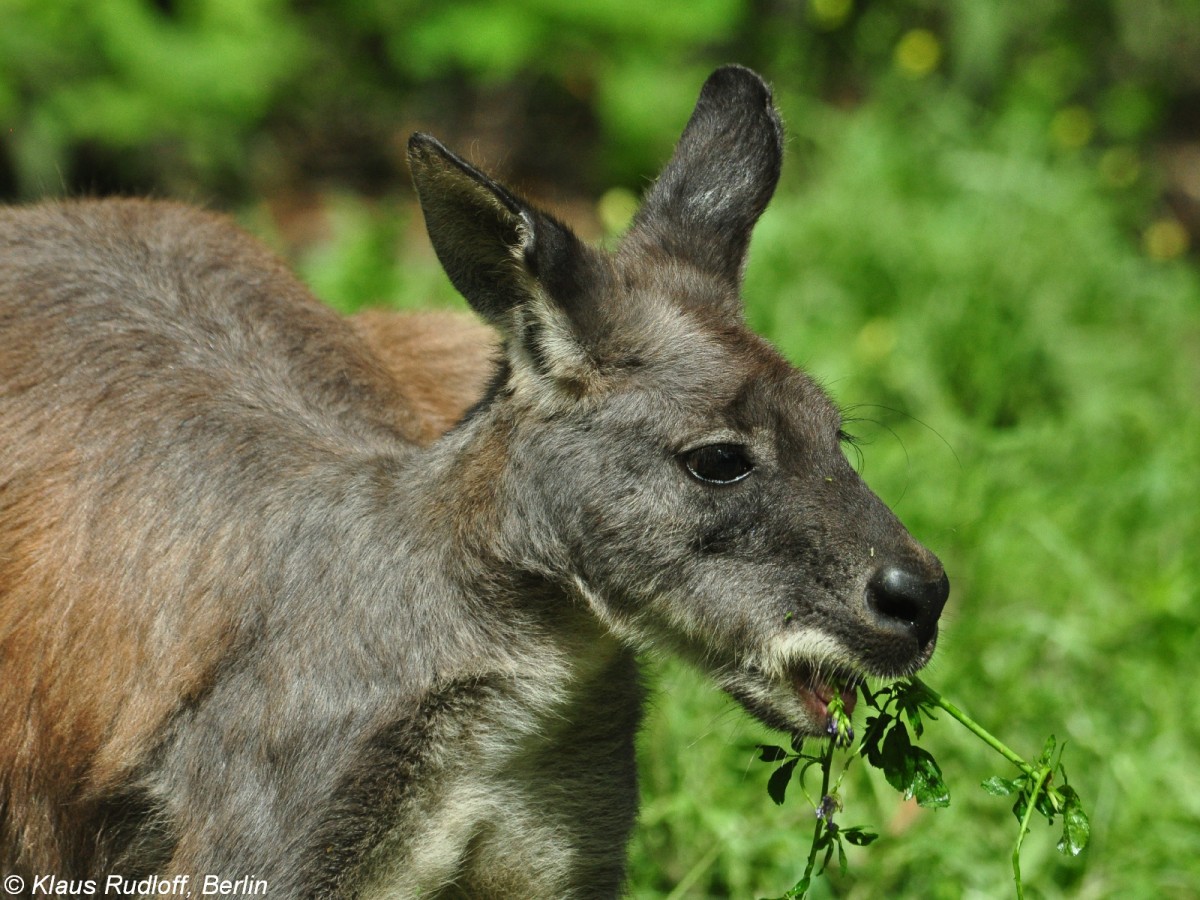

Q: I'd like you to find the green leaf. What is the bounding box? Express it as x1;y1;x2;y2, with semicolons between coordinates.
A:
1012;781;1049;824
820;832;837;875
878;721;915;795
1038;734;1058;766
908;745;951;808
894;680;938;738
903;700;925;739
1035;783;1058;820
897;676;936;710
861;682;891;711
758;744;789;763
873;722;949;807
1056;785;1091;856
814;820;837;850
1012;789;1031;823
981;775;1022;797
842;827;880;847
785;874;811;898
859;712;893;766
768;758;799;806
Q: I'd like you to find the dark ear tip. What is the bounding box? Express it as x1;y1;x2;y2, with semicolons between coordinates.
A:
697;65;783;153
407;132;444;166
701;65;774;107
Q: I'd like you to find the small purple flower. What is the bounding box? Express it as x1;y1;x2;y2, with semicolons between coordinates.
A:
816;793;841;821
826;711;855;748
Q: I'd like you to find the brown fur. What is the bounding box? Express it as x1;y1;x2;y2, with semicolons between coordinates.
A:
0;198;420;877
348;309;497;445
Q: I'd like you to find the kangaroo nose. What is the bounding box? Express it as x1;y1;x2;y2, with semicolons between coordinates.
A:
866;565;950;649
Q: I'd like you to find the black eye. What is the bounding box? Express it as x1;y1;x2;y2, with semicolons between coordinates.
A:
681;444;754;485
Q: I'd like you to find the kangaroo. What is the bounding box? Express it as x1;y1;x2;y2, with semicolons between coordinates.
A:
0;66;948;898
347;309;497;447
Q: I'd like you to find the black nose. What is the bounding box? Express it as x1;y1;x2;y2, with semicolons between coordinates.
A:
866;565;950;649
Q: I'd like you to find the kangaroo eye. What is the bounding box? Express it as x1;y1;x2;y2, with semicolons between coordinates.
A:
681;444;754;485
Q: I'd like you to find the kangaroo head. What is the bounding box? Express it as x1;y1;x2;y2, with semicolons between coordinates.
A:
407;65;948;737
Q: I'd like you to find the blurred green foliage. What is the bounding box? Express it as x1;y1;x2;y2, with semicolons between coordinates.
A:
0;0;306;195
4;0;1200;202
4;1;1200;897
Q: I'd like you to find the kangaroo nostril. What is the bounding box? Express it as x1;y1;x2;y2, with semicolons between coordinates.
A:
866;566;950;648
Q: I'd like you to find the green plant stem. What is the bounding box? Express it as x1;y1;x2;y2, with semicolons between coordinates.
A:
798;740;836;894
1012;766;1053;900
910;677;1036;779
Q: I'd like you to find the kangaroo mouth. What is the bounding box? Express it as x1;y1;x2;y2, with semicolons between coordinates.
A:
793;670;860;723
720;657;867;739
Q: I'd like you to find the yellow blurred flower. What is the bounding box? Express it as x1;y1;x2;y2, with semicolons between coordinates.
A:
1051;106;1096;151
1143;218;1190;261
598;187;638;237
811;0;853;29
895;29;941;78
856;317;897;363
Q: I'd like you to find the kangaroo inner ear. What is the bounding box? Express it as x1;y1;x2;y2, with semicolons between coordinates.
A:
627;65;784;290
407;133;541;327
408;133;605;386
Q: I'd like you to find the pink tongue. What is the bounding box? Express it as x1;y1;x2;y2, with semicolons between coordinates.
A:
794;675;859;720
812;681;859;716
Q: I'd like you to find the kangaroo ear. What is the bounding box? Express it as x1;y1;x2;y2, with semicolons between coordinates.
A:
408;133;534;326
408;133;604;387
628;65;783;289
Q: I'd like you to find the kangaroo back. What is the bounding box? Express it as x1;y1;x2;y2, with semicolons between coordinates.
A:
0;199;425;877
348;309;497;445
0;67;947;898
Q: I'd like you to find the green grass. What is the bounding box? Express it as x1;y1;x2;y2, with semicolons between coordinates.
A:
287;90;1200;899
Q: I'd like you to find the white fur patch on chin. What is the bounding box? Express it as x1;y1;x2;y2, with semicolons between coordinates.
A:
714;666;825;736
749;628;859;683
